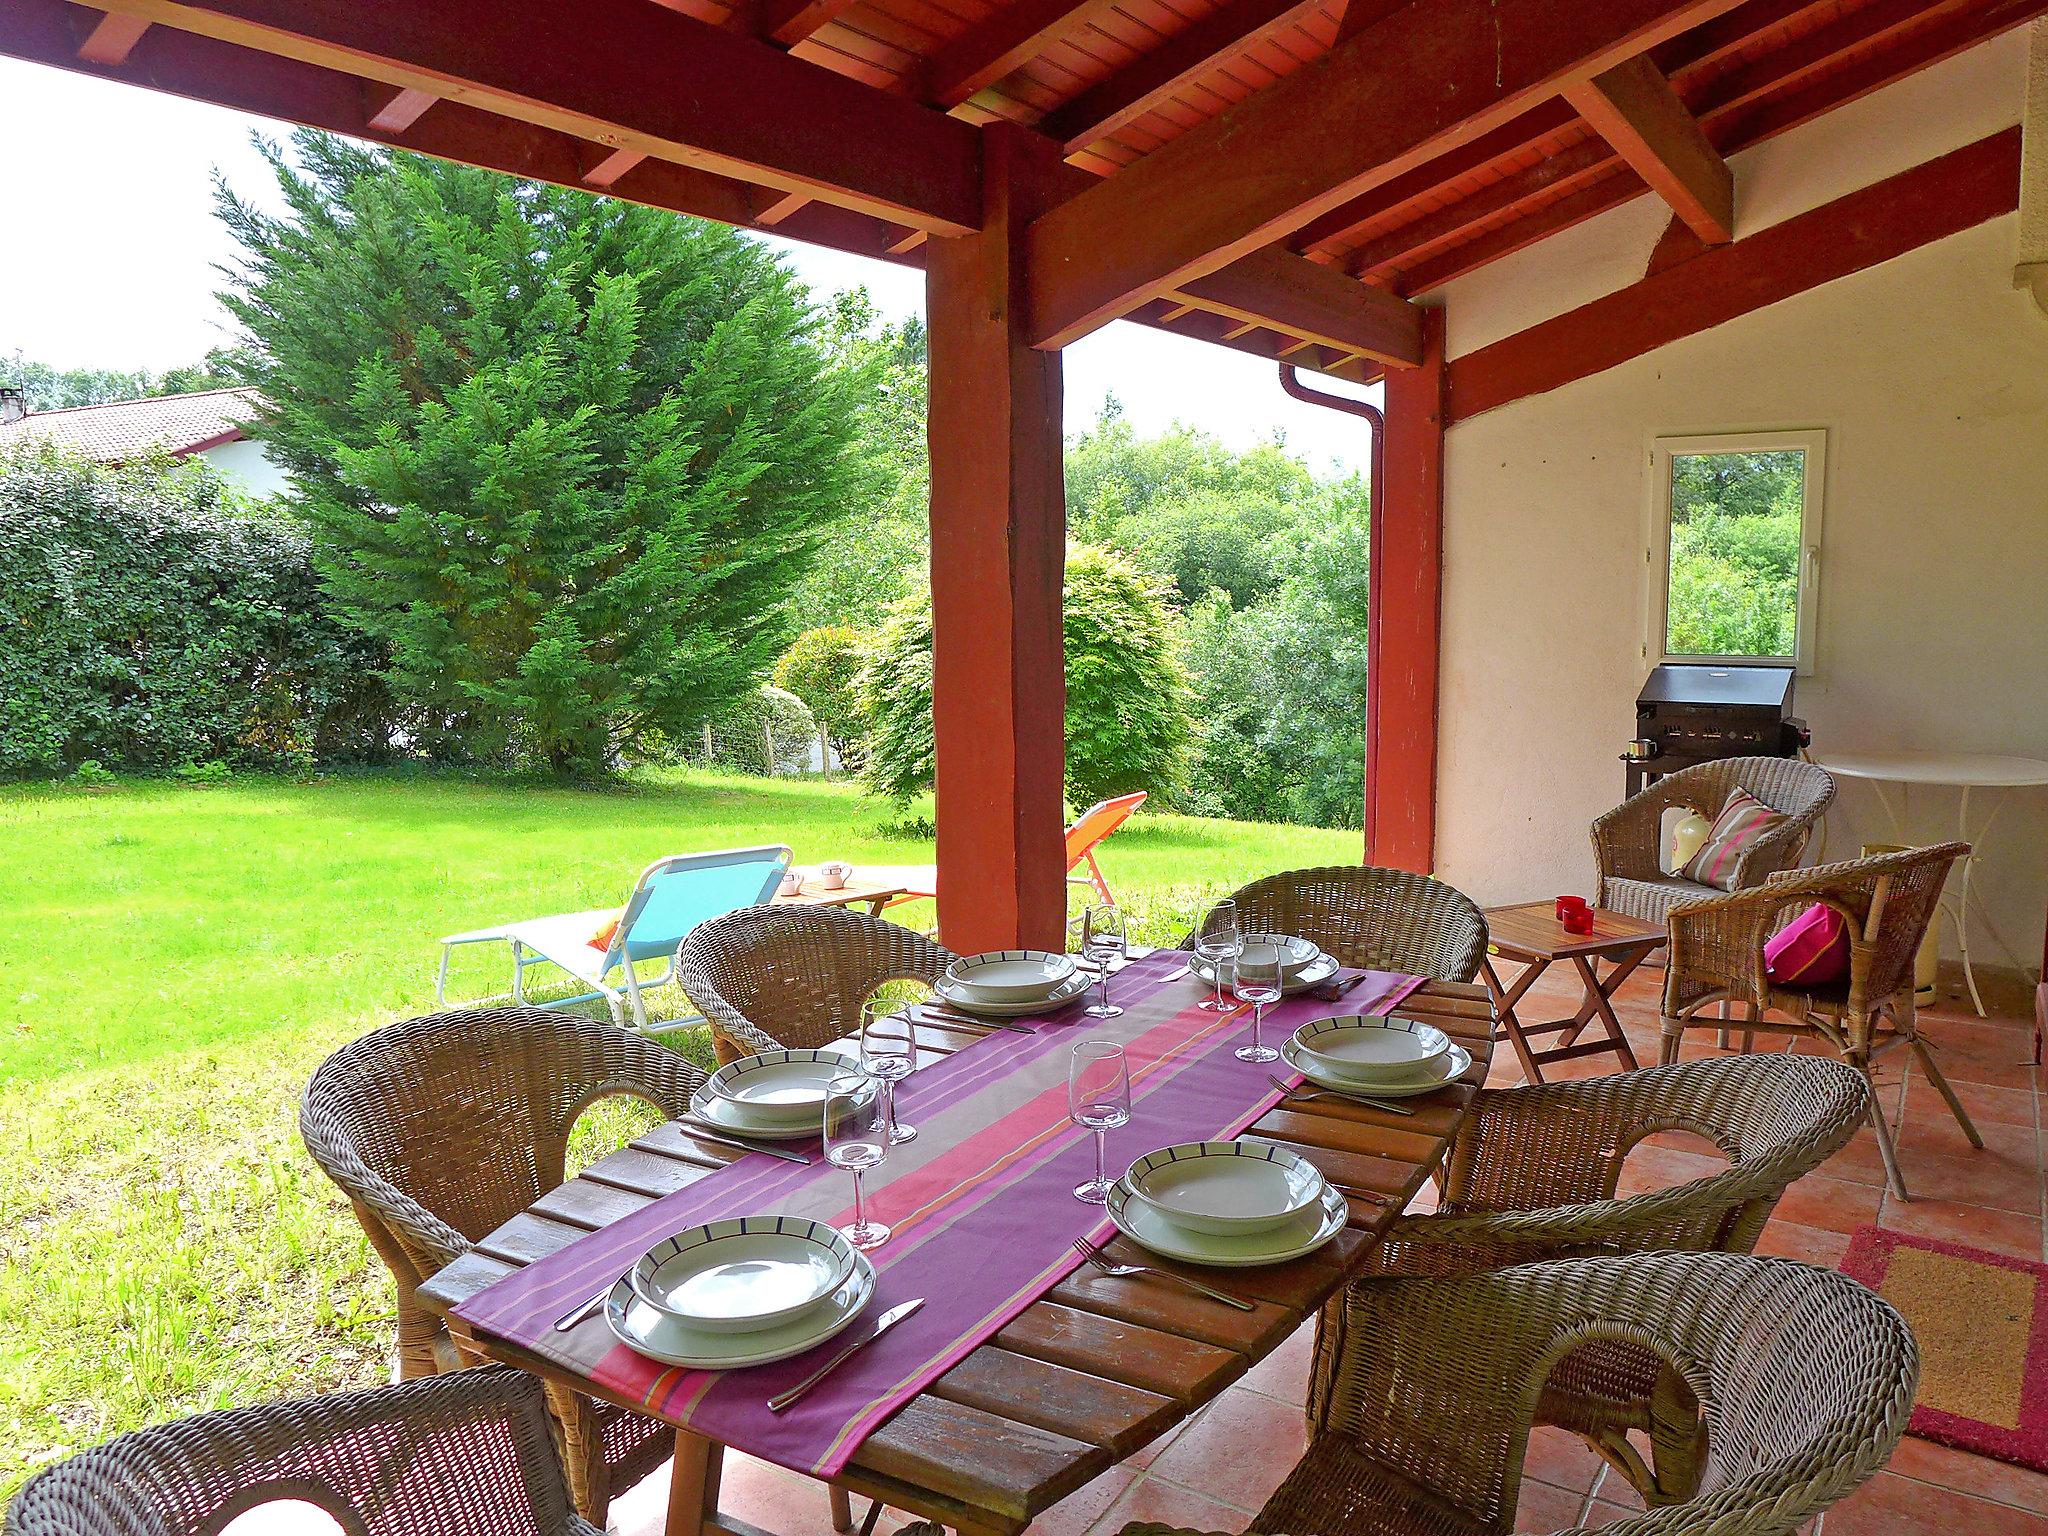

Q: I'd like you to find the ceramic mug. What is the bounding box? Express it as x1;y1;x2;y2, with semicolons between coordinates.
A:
815;861;852;890
779;870;803;896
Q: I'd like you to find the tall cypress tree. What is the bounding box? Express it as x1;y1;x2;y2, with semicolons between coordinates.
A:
216;131;861;772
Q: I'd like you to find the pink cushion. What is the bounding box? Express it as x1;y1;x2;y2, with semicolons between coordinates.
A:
1764;902;1850;987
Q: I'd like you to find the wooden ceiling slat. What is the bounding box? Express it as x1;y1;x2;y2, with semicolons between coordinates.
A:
925;0;1126;105
1025;0;1753;347
1390;0;2045;292
75;9;152;64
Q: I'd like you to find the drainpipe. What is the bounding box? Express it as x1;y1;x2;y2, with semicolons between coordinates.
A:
1276;363;1387;861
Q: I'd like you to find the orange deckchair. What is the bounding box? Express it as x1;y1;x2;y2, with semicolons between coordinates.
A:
867;791;1149;911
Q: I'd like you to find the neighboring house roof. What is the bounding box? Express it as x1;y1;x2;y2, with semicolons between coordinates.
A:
0;387;259;463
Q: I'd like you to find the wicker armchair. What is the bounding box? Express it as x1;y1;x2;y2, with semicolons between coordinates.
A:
678;903;955;1063
1309;1054;1867;1500
1591;757;1836;924
1202;867;1488;983
300;1006;706;1524
1659;841;1978;1199
1120;1252;1917;1536
8;1366;595;1536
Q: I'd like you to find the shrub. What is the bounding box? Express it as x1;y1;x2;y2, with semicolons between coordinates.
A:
700;685;820;776
857;543;1191;808
0;448;395;774
774;626;869;768
66;760;115;789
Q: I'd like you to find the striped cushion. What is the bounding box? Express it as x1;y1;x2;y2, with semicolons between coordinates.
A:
1682;786;1787;890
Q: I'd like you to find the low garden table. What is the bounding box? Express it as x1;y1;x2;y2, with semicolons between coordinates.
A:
417;960;1492;1536
771;874;911;916
1480;902;1660;1084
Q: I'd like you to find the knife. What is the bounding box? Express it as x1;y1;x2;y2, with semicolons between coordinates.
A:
679;1118;815;1165
1314;973;1368;1002
766;1298;926;1412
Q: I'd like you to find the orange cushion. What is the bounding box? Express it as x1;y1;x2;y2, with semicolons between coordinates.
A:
589;912;623;952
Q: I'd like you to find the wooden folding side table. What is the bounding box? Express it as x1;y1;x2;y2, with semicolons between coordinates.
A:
1480;902;1662;1084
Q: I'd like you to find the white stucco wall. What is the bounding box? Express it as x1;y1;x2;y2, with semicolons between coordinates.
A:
196;436;293;499
1432;33;2048;974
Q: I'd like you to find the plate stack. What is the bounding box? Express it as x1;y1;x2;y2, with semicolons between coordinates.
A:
1188;932;1341;994
1106;1141;1347;1267
1281;1015;1472;1099
608;1215;876;1368
934;950;1092;1017
690;1049;868;1141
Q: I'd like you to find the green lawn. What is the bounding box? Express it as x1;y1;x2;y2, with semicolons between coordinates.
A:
0;767;1357;1494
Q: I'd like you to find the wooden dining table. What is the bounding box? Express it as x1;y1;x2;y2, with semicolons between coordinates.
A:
417;961;1494;1536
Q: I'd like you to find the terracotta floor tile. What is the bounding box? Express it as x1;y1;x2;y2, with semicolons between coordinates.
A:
1886;1124;2040;1213
1819;1127;1894;1189
1520;1427;1605;1495
1769;1171;1885;1234
1753;1218;1851;1265
1237;1319;1314;1406
1885;1435;2048;1515
1575;1500;1640;1529
1124;1414;1191;1470
1513;1479;1588;1532
1147;1389;1309;1514
1087;1474;1257;1536
1911;1019;2040;1091
1877;1192;2044;1260
1825;1470;2048;1535
1903;1070;2037;1129
1026;1466;1142;1536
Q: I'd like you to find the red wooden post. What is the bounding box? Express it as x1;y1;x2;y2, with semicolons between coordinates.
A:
926;124;1070;953
1365;307;1445;873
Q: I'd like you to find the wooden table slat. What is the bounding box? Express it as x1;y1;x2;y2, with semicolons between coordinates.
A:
993;1300;1245;1402
582;1145;728;1199
923;1346;1179;1456
856;1396;1108;1521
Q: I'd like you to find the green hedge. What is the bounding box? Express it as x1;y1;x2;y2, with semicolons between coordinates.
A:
0;448;396;773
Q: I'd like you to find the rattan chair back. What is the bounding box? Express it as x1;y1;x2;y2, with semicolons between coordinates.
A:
1207;866;1488;983
8;1366;596;1536
678;904;955;1057
1304;1252;1917;1536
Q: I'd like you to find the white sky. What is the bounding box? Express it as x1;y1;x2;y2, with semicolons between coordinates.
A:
0;58;1380;475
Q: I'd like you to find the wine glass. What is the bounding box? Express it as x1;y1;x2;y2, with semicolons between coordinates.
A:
1232;942;1284;1064
1194;898;1242;1012
1068;1042;1131;1204
823;1072;891;1250
859;998;918;1144
1080;904;1127;1020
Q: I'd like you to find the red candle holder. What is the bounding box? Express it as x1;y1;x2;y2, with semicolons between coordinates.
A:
1555;895;1594;934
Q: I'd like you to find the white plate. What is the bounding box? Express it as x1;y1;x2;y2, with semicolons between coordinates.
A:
1189;950;1340;996
1291;1015;1451;1083
606;1250;875;1369
706;1050;848;1127
1280;1036;1473;1099
1125;1141;1326;1235
932;968;1094;1017
945;950;1079;1003
689;1068;865;1141
629;1216;856;1334
1244;933;1321;977
1107;1177;1347;1267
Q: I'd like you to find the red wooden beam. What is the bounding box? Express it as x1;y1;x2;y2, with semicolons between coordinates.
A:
1445;127;2022;422
756;0;861;46
926;125;1071;953
76;9;150;63
1563;55;1732;242
1035;0;1331;154
1172;245;1424;365
924;0;1121;109
1390;0;2044;293
1024;0;1750;348
364;83;436;134
1346;136;1619;277
86;0;983;233
1366;307;1445;872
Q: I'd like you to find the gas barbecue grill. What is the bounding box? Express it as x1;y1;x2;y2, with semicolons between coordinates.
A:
1624;663;1810;797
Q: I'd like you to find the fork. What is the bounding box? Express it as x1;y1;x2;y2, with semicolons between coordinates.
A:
1265;1072;1416;1117
1069;1236;1256;1311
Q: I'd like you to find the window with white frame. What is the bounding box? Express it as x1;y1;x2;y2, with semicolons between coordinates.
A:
1645;430;1825;675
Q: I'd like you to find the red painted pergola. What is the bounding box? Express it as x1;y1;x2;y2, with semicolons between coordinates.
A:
12;0;2036;951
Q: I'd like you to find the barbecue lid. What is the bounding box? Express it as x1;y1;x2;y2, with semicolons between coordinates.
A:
1638;663;1795;710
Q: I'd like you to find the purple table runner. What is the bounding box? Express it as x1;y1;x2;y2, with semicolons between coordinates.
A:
453;952;1425;1476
